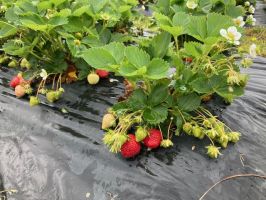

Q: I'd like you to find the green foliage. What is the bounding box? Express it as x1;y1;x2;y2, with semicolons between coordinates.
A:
0;0;137;74
82;42;170;80
0;0;253;158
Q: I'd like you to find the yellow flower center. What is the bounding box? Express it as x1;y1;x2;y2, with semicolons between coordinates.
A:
235;19;241;26
227;32;235;40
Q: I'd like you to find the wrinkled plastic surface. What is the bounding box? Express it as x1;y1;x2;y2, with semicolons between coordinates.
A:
0;3;266;200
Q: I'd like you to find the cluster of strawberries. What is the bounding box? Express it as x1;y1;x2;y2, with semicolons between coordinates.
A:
120;129;163;158
87;69;109;85
9;74;30;98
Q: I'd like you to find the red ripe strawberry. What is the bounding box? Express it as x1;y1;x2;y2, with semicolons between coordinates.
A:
143;129;163;149
9;74;24;88
10;76;21;88
96;69;109;78
121;134;141;158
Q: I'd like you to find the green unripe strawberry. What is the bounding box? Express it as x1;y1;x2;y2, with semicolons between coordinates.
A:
0;5;7;12
209;117;217;125
39;88;48;95
75;32;83;39
74;39;81;46
135;126;148;142
218;134;229;148
198;130;205;140
203;119;212;128
103;130;115;146
109;133;128;153
59;87;65;93
192;126;202;138
214;122;225;137
29;96;40;107
46;91;57;103
54;91;63;100
8;60;18;68
206;145;221;159
0;56;9;64
25;87;33;95
87;73;100;85
205;129;217;139
20;58;31;69
160;139;174;148
183;122;193;135
241;58;253;68
228;132;241;143
239;74;249;87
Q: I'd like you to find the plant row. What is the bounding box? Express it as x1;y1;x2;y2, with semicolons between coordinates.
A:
0;0;258;158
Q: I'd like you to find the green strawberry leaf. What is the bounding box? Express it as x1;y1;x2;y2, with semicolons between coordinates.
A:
153;12;172;26
177;93;201;111
0;21;17;38
128;89;147;110
175;112;184;133
125;46;150;68
143;105;168;125
82;48;117;70
104;42;125;64
184;42;203;57
146;31;171;58
160;25;183;37
190;76;213;93
146;58;169;80
148;84;169;107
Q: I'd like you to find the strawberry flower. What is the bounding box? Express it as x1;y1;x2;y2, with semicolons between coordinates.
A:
233;16;245;27
40;69;48;80
186;0;198;9
220;26;241;45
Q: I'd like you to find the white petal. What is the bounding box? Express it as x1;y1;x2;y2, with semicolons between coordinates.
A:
234;41;240;45
237;16;243;21
220;29;227;37
228;26;237;33
235;32;242;40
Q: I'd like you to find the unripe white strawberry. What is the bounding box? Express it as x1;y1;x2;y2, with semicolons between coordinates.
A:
87;73;100;85
102;113;116;129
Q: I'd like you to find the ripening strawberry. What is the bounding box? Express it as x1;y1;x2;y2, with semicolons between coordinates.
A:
87;72;100;85
121;134;141;158
96;69;109;78
183;57;193;63
10;76;21;88
15;85;25;98
143;129;163;149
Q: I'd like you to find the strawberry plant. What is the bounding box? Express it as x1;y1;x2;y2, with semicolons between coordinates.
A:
0;0;258;159
82;7;256;158
0;0;139;103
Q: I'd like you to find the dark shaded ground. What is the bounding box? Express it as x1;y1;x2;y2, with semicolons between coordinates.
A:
0;2;265;200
